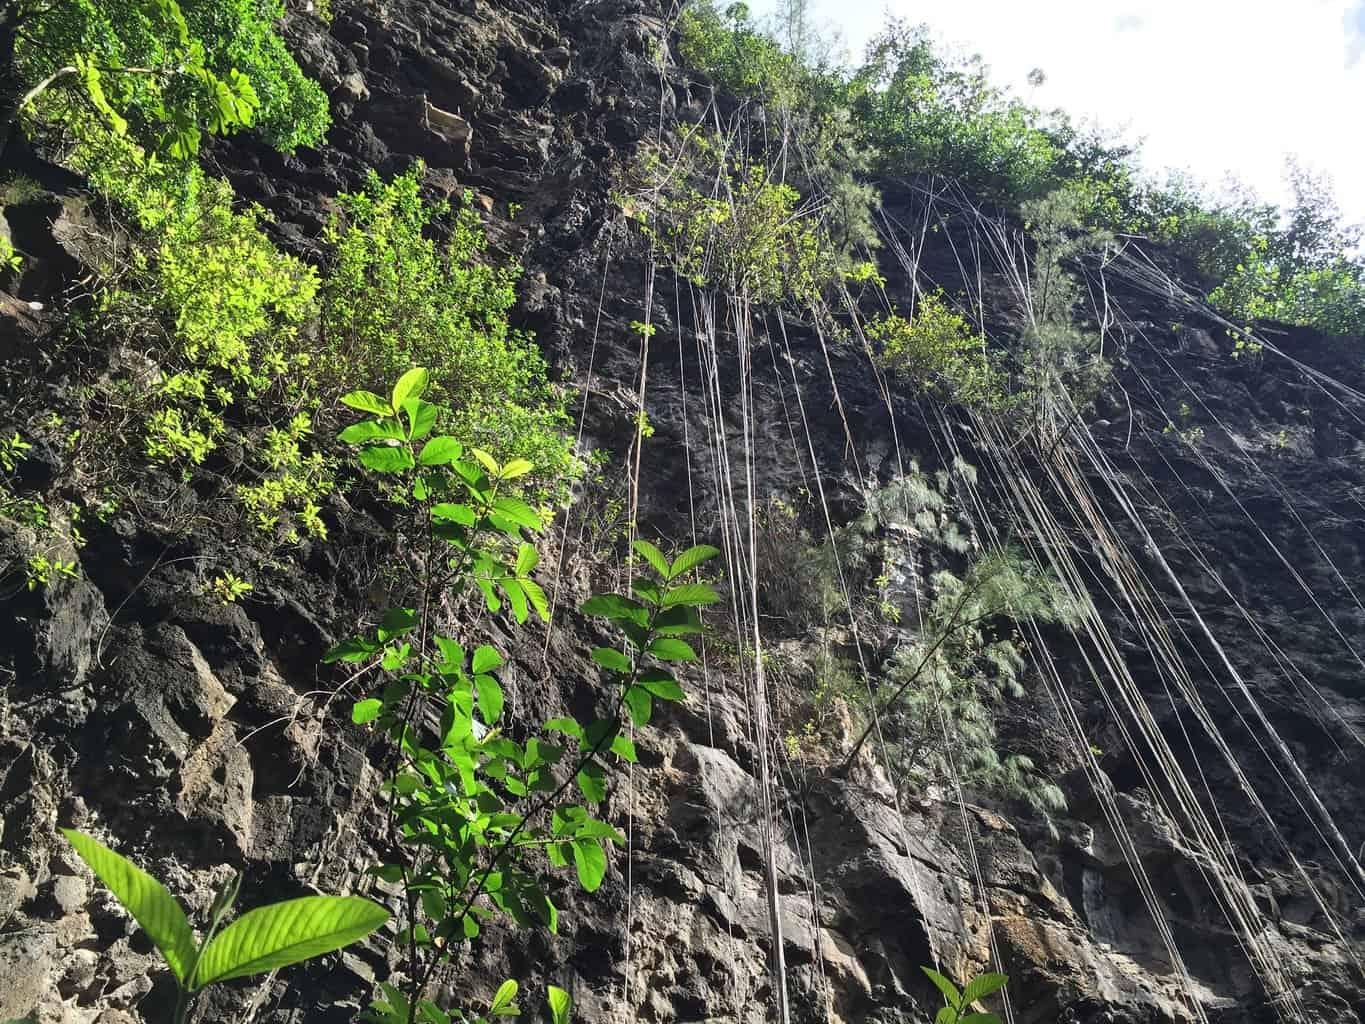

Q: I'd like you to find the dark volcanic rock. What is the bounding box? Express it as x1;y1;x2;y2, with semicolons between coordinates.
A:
2;1;1363;1022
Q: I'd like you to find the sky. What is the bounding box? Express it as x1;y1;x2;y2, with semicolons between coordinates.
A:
749;0;1365;228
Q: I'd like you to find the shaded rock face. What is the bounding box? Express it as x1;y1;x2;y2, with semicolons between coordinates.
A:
2;1;1364;1023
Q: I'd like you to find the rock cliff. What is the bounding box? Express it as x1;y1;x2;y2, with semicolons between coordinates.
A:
2;1;1362;1022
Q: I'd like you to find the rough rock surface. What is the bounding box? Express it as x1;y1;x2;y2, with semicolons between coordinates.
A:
2;0;1363;1022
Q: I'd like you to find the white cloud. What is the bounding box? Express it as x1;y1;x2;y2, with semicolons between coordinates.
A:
750;0;1365;226
1347;0;1365;66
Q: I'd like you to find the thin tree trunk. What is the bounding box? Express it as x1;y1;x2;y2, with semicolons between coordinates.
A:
0;18;25;166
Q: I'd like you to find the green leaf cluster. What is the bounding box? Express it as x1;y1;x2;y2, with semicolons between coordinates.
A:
60;829;386;1023
922;966;1007;1024
330;372;719;1020
868;292;1011;411
758;467;1073;818
677;5;1364;341
13;0;328;159
627;140;838;305
322;167;576;495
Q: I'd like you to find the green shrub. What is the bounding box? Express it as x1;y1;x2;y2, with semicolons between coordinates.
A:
1016;188;1112;415
852;20;1064;204
626;137;838;304
321;167;575;493
769;468;1074;816
11;0;328;158
676;1;801;106
675;3;883;262
332;369;716;1018
81;132;329;541
869;291;1009;410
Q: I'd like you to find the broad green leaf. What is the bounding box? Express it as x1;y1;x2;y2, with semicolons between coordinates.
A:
622;685;652;726
521;578;550;622
470;448;500;476
434;636;465;668
582;718;620;751
544;717;583;738
471;646;503;674
576;763;607;803
669;544;721;578
922;967;962;1009
193;895;389;987
572;840;607;892
553;805;588;834
957;1015;1001;1024
419;437;463;466
935;1008;957;1024
492;497;543;530
575;820;626;843
62;830;196;984
476;675;503;725
323;637;379;663
453;459;489;493
631;579;662;605
579;594;646;623
499;459;534;480
632;539;670;578
430;503;476;526
500;578;529;623
547;985;573;1024
515;543;539;577
490;980;519;1015
338;420;403;444
351;699;382;724
403;399;438;440
662;583;719;608
960;972;1008;1008
647;638;696;662
420;890;445;920
378;608;417;638
610;735;638;762
638;676;684;701
339;390;390;416
475;576;501;613
654;606;703;636
391;368;430;412
359;446;416;474
591;647;631;673
537;892;559;935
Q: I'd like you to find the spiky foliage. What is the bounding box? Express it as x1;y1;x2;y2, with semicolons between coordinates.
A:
875;549;1076;816
767;465;1076;815
1016;187;1112;423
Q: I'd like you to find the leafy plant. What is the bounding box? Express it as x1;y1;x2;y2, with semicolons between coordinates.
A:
0;233;20;274
329;369;720;1019
204;571;252;604
625;137;839;304
321;167;575;494
0;431;29;473
60;828;388;1024
922;966;1008;1024
6;0;327;160
869;291;1010;410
